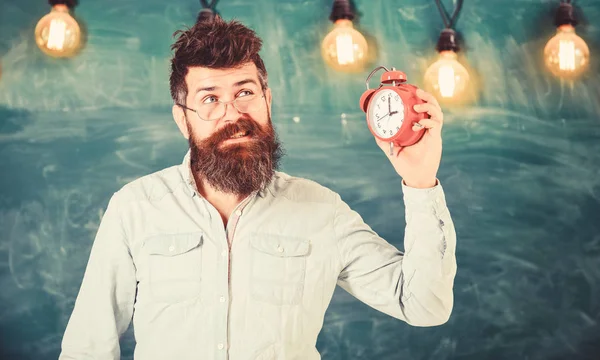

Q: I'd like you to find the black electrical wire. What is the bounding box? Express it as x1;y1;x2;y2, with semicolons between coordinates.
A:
197;0;220;23
200;0;219;9
48;0;77;7
433;0;464;52
434;0;464;29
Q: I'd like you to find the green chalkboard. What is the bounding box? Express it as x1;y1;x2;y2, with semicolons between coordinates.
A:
0;0;599;359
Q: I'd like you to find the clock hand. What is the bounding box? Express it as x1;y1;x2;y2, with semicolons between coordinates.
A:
386;110;392;127
378;113;390;121
376;113;390;133
388;94;391;115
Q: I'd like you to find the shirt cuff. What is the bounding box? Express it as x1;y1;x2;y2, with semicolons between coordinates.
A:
401;178;448;213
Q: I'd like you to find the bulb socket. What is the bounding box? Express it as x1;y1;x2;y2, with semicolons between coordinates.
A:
48;0;77;8
197;8;218;23
555;2;578;27
436;28;459;52
329;0;355;22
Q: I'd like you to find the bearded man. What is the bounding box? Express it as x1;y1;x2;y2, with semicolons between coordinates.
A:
60;16;457;360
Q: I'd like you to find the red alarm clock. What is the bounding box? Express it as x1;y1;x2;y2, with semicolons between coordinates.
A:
359;66;427;154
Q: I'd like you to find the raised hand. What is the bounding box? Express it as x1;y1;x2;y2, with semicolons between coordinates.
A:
373;88;444;189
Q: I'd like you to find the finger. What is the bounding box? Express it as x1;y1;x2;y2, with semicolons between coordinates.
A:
413;103;443;123
413;119;442;136
416;88;440;108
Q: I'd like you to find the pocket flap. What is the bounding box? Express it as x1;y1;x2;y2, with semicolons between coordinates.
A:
250;233;310;257
144;232;203;256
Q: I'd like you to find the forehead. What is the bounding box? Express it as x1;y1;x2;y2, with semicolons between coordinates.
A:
185;62;260;92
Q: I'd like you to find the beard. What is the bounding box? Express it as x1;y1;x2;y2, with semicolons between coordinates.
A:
188;116;284;197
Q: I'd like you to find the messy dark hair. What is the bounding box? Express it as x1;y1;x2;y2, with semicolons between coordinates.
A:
169;16;268;105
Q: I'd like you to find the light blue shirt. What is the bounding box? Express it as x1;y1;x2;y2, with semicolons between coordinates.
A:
59;151;457;360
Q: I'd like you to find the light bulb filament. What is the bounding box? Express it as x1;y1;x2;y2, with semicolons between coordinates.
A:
335;34;355;65
558;39;575;71
47;18;67;50
438;65;456;98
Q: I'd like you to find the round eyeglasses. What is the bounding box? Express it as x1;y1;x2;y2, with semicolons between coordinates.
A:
177;93;266;122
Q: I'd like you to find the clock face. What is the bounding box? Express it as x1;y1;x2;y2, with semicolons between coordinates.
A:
368;89;405;139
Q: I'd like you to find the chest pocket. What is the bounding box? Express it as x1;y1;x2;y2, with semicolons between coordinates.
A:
249;233;310;305
144;232;203;304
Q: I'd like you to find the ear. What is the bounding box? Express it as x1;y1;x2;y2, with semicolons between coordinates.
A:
265;87;272;115
172;104;190;140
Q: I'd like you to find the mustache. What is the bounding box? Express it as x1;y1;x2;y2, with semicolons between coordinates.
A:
206;117;262;145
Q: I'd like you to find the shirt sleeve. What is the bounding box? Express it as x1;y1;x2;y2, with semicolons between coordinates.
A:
335;179;457;326
59;192;137;359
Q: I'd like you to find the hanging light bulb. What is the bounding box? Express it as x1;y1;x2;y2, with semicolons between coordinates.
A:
321;0;368;73
424;29;470;103
544;1;590;79
35;0;81;58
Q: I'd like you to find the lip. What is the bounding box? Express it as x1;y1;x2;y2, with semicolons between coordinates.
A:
222;135;253;145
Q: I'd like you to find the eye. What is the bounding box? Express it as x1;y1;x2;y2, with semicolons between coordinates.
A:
237;90;254;97
202;95;218;104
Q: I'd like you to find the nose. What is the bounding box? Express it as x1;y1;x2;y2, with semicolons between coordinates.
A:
221;101;243;123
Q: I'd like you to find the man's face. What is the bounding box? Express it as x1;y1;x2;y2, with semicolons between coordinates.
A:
172;62;283;196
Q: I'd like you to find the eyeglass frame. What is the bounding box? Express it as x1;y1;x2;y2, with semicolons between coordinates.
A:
176;92;267;122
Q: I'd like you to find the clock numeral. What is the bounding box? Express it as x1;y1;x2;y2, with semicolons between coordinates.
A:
381;96;385;101
376;113;380;119
394;95;400;101
396;126;400;131
377;123;381;128
383;129;387;134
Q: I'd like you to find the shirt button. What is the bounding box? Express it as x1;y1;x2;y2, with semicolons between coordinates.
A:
219;296;226;303
277;246;284;253
217;343;224;350
221;250;227;257
235;209;242;216
168;245;175;252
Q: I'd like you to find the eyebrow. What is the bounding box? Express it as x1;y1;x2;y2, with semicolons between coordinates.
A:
195;78;259;94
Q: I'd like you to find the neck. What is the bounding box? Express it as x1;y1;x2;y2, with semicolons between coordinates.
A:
192;173;247;226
